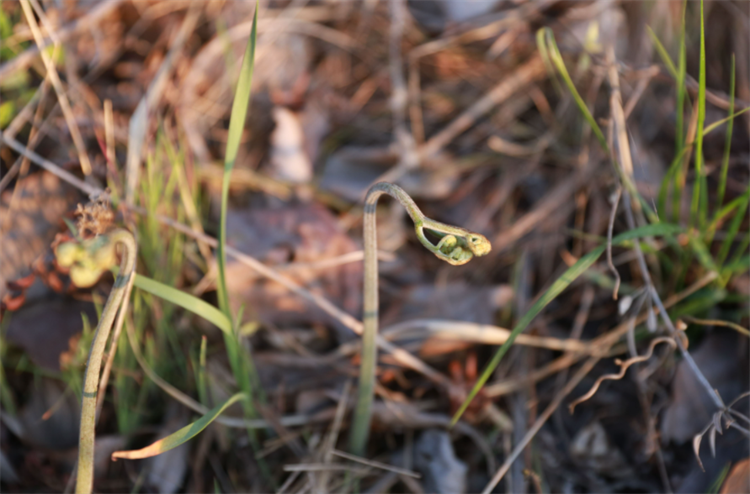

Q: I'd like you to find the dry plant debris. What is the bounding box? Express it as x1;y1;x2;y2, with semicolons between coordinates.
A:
0;1;748;493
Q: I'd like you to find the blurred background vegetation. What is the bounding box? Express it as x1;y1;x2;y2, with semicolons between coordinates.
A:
0;1;748;492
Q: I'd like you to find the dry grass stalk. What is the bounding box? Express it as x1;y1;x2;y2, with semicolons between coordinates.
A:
315;380;352;493
419;55;545;159
606;43;724;412
0;78;52;193
0;0;126;79
103;99;116;168
19;0;93;176
331;450;420;478
0;76;53;238
124;4;201;203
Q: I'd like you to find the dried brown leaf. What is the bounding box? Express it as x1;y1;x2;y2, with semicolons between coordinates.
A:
693;431;706;472
720;458;750;494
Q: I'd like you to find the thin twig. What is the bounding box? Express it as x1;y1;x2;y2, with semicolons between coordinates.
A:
277;470;302;494
331;450;420;478
376;319;598;354
389;0;414;162
407;1;552;61
623;65;660;119
626;290;649;359
681;316;750;337
283;464;369;474
0;131;98;195
316;380;352;493
0;73;54;236
0;79;52;193
619;169;723;409
3;77;47;139
419;56;545;160
491;163;592;253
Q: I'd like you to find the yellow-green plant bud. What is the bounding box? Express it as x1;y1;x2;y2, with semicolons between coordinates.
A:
69;264;105;288
56;236;118;287
55;242;82;268
90;237;117;271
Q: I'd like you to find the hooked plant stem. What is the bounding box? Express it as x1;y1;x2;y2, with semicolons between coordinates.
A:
76;229;137;494
350;183;491;456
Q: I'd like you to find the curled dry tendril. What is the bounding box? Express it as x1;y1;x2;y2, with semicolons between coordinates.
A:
568;334;685;413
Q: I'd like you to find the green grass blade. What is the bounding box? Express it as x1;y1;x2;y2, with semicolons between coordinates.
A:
728;233;750;265
717;193;749;268
699;172;709;229
536;27;553;77
451;223;684;425
675;1;687;155
707;187;750;234
133;274;232;335
535;27;562;96
690;0;706;226
708;463;732;494
541;28;607;151
541;27;650;219
646;26;677;78
702;106;749;137
688;235;719;274
717;54;735;209
684;317;749;338
727;253;750;273
672;0;688;223
0;337;17;415
658;145;691;218
111;393;247;460
198;335;208;405
217;7;258;318
203;13;268;481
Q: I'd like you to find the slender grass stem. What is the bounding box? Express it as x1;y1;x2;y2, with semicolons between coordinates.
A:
673;1;688;224
72;229;137;494
716;54;735;211
218;6;257;318
623;190;723;412
690;0;706;226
